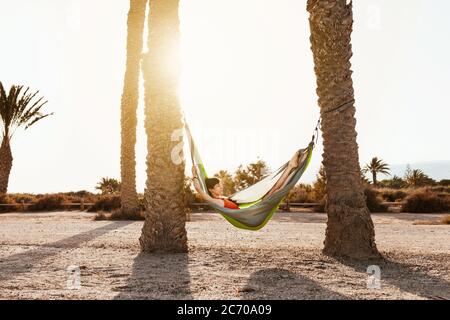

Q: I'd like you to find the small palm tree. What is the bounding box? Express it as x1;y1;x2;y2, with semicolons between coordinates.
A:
0;82;53;193
404;166;433;188
363;157;390;187
405;169;425;187
96;177;121;195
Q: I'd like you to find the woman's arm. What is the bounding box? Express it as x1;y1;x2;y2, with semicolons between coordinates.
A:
191;166;225;207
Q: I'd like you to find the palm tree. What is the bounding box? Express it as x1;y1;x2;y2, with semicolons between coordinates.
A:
0;82;53;194
120;0;148;216
307;0;380;259
96;177;121;195
404;166;433;188
139;0;188;252
214;170;236;196
234;165;251;191
363;157;390;186
246;160;269;184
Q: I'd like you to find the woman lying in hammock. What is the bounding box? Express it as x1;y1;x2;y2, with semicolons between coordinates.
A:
191;150;303;210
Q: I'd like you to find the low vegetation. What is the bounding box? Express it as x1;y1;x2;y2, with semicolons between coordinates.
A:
441;215;450;224
1;163;449;216
401;191;450;213
93;208;145;221
87;196;121;213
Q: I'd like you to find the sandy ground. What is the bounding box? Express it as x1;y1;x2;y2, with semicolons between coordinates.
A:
0;210;449;300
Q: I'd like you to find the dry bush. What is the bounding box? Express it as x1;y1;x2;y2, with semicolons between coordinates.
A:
401;191;450;213
92;209;144;221
314;199;326;213
8;193;37;204
110;208;145;221
0;194;14;204
0;194;19;213
28;195;66;212
441;215;450;225
364;188;388;213
87;196;121;212
62;191;98;204
377;188;408;202
287;184;316;203
313;187;388;213
426;186;450;194
93;211;110;221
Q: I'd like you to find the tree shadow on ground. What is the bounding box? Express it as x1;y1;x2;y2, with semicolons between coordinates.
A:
335;255;450;300
114;252;191;300
0;221;133;282
240;268;349;300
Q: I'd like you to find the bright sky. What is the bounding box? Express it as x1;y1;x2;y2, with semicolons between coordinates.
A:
1;0;449;194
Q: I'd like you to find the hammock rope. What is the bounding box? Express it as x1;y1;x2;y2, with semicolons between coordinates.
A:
183;99;356;230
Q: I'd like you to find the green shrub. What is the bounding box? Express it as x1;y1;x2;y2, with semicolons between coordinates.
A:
88;196;121;212
401;191;450;213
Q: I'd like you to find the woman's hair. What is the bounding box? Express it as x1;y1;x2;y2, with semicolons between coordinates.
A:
205;178;220;195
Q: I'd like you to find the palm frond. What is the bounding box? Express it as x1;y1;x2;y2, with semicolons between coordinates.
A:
364;157;391;175
0;82;52;139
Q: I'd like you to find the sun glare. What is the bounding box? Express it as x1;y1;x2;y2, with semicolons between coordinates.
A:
177;0;315;176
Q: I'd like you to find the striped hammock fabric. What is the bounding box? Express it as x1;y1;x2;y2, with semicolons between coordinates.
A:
185;122;315;231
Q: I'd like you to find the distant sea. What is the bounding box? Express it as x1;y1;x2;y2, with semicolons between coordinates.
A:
382;160;450;181
301;160;450;184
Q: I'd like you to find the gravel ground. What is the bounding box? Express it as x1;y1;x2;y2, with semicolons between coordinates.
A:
0;211;449;300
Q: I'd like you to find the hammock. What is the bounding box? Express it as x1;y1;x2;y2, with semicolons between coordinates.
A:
185;121;316;231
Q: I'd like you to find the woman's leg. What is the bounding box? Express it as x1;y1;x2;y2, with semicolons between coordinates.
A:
263;150;302;199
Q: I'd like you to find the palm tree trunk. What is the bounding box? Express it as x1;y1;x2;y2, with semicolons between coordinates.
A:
307;0;380;259
139;0;188;253
120;0;148;215
0;136;13;194
372;171;377;187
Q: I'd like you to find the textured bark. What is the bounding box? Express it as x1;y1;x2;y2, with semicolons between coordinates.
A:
0;136;13;194
120;0;148;215
139;0;188;253
307;0;380;259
